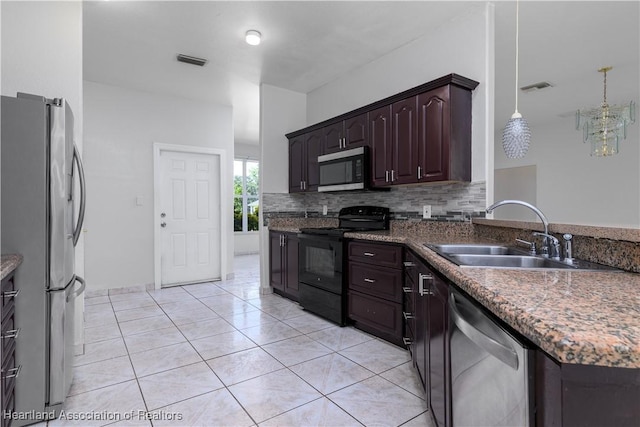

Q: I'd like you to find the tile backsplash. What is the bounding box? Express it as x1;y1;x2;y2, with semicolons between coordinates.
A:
263;181;486;222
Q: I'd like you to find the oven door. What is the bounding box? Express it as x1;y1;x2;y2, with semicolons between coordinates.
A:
297;233;343;294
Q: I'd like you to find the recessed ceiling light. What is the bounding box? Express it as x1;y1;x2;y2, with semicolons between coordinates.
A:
245;30;261;46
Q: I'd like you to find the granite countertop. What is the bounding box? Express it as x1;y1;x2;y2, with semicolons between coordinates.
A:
273;224;640;369
341;230;640;369
1;254;23;280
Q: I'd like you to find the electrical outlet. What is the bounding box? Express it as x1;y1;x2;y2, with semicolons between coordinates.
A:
322;205;328;215
422;205;432;219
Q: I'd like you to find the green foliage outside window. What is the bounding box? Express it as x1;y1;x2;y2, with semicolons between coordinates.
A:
234;160;259;232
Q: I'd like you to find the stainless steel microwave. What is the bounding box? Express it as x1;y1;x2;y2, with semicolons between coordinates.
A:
317;146;369;192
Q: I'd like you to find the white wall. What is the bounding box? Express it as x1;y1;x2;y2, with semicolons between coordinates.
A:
234;233;259;255
84;81;234;290
259;84;307;290
307;4;493;184
1;1;84;267
1;0;84;352
260;84;307;193
495;118;640;228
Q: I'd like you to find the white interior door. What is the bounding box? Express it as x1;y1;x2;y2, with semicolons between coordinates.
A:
159;150;221;286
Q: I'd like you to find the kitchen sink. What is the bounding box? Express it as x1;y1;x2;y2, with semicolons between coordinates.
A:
446;254;575;269
427;244;525;256
425;243;621;271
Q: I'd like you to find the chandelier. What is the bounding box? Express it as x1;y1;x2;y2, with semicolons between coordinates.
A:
576;67;636;157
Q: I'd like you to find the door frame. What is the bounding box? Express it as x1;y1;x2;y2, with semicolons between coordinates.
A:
153;142;228;289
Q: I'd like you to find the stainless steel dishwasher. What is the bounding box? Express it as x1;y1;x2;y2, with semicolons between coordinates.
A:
449;289;534;427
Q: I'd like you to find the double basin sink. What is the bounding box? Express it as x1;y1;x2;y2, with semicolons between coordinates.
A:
426;243;618;271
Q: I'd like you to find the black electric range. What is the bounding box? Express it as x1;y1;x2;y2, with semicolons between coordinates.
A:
297;206;390;325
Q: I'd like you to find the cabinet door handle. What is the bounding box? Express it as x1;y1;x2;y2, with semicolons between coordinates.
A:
363;252;375;257
364;278;375;283
2;329;20;340
417;166;422;180
402;287;412;293
2;290;19;299
402;337;413;346
385;170;389;183
2;365;21;380
403;312;415;320
403;262;415;268
418;273;433;296
391;170;395;182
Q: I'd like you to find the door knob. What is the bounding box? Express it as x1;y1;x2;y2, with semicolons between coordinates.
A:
160;212;166;218
160;222;167;228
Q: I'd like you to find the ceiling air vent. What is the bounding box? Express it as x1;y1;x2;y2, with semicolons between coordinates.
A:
520;81;553;93
176;54;208;67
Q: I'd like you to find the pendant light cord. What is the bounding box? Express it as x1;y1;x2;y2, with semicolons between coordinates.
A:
602;68;607;105
514;0;520;114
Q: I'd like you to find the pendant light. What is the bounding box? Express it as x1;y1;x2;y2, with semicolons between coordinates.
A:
576;67;636;157
502;0;531;159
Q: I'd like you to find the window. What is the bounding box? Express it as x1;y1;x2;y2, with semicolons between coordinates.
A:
234;159;259;232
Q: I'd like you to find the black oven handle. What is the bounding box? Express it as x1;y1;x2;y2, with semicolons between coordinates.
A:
297;233;342;242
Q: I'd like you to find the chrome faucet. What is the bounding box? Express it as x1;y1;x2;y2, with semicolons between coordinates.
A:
485;199;556;258
533;232;561;260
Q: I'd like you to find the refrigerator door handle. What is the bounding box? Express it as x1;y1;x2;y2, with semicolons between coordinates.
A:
72;144;86;246
67;276;85;302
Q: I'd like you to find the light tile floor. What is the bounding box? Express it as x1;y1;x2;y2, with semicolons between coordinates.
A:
48;255;435;426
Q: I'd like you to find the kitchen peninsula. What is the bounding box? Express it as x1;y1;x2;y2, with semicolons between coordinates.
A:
268;217;640;426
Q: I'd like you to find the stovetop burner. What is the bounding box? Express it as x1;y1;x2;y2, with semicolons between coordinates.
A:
298;206;390;236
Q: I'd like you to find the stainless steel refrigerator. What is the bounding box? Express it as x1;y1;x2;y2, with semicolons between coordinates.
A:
1;93;86;423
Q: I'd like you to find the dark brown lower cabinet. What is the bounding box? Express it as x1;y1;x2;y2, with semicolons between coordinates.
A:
1;271;18;427
536;349;640;427
403;249;640;427
269;231;299;301
404;252;450;427
347;241;404;346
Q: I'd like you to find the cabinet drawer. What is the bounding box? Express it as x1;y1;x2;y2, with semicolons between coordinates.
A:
1;274;16;321
348;262;403;303
348;291;403;342
348;241;402;268
2;311;17;359
2;350;17;399
2;388;14;427
403;251;419;285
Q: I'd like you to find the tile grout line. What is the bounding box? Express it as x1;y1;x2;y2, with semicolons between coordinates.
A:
77;259;424;426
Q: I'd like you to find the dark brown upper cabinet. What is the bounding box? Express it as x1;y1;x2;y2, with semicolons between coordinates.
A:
417;85;472;183
369;105;393;187
289;129;322;193
286;74;479;191
322;112;369;154
392;97;419;185
370;97;419;187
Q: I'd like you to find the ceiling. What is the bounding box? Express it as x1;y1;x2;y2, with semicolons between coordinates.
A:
83;1;639;146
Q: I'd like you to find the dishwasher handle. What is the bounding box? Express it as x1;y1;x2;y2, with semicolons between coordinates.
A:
449;292;519;370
